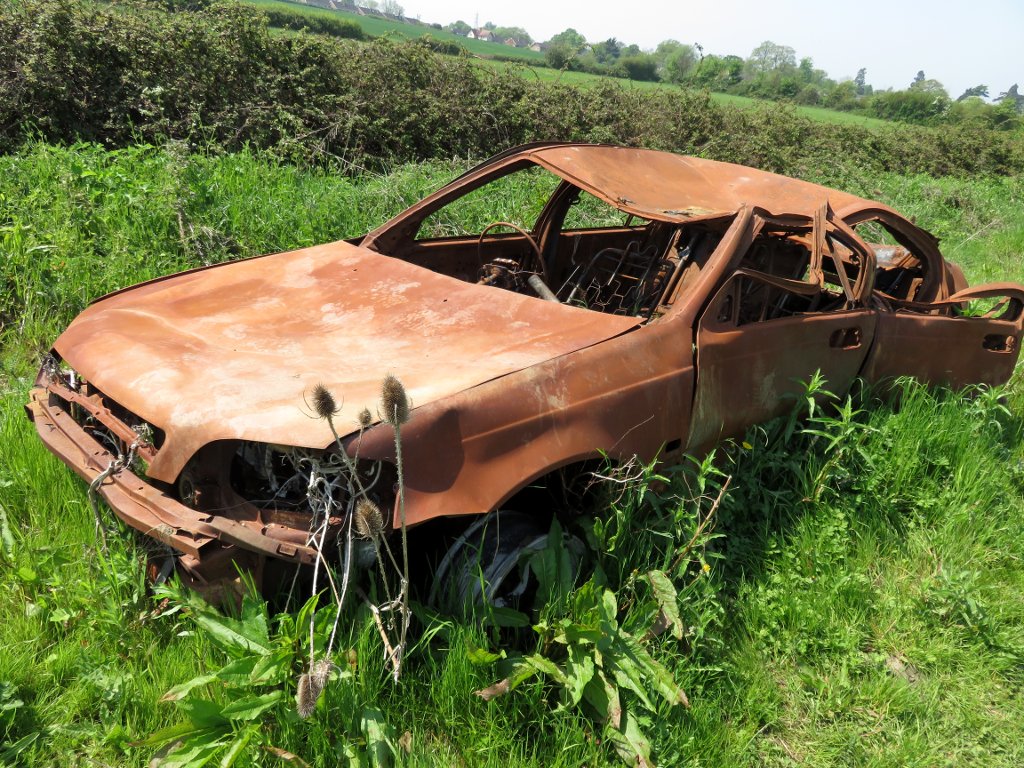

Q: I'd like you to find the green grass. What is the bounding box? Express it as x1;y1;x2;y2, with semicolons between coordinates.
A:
474;59;892;129
243;0;546;63
3;142;1024;765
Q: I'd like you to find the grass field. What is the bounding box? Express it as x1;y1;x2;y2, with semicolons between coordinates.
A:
474;59;892;129
3;143;1024;766
241;0;887;130
244;0;546;63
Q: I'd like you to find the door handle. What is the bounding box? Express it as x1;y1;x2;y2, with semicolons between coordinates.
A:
829;327;862;350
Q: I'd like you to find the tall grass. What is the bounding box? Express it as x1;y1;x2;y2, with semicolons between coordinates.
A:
3;142;1024;765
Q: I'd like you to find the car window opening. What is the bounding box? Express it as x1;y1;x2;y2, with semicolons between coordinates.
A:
854;218;929;303
717;225;863;327
407;166;728;321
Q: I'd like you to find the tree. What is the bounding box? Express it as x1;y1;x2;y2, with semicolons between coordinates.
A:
491;26;532;45
545;43;574;69
663;45;697;83
689;54;743;89
445;20;471;36
620;54;658;82
380;0;403;15
591;38;622;64
870;87;950;124
910;77;948;96
997;84;1024;113
957;85;989;101
854;67;867;95
548;27;586;52
746;40;796;75
798;56;814;82
912;70;925;86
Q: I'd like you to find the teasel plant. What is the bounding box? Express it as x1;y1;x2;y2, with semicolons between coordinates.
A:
379;373;411;682
297;376;413;717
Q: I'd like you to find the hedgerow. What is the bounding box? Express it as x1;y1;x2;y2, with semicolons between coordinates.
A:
0;0;1021;178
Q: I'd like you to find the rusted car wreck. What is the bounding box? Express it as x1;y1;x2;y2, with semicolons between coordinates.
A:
26;143;1024;590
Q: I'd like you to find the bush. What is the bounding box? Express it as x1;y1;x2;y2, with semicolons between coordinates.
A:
0;0;1021;177
264;7;364;39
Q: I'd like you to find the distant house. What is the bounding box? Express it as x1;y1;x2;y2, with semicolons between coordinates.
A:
529;42;544;52
503;37;518;47
467;28;494;41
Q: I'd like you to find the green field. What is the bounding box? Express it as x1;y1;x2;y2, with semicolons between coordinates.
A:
243;0;888;130
475;59;891;129
3;142;1024;766
244;0;546;63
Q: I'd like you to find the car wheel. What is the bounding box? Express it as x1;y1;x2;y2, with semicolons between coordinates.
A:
428;510;555;615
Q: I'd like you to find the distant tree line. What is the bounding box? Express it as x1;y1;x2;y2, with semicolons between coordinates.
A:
441;18;1022;131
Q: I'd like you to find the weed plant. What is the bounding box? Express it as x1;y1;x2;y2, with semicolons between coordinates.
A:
3;143;1024;764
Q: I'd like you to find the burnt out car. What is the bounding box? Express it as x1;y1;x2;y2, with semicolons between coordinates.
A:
26;142;1024;589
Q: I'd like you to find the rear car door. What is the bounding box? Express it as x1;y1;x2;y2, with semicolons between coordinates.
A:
861;284;1024;389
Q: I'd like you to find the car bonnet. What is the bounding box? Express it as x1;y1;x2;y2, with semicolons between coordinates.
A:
53;240;641;482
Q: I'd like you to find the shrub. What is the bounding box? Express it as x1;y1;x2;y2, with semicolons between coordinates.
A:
0;0;1021;177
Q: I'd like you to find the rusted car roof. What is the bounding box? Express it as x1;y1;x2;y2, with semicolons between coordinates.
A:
53;240;640;482
526;144;876;221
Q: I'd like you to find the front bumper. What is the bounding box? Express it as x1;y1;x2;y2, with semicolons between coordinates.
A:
26;386;322;581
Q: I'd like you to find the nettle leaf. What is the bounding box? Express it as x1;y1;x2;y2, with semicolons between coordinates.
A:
465;644;505;666
249;649;292;686
158;731;228;768
220;690;283;722
605;710;653;768
361;706;395;768
599;589;619;630
484;606;531;628
0;503;15;562
176;698;229;728
161;674;218;702
610;656;656;713
192;607;271;657
563;644;596;708
131;720;211;749
215;656;259;686
559;623;602;646
528;518;577;607
474;661;539;701
218;726;254;767
581;669;621;729
524;654;570;686
645;570;683;640
616;630;689;709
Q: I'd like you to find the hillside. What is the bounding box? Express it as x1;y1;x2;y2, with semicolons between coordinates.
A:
246;0;546;62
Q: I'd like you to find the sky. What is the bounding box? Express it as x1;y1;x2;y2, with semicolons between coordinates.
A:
400;0;1022;100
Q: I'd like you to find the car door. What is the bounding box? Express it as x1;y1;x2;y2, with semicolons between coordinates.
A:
861;284;1024;389
841;209;1024;389
686;211;877;451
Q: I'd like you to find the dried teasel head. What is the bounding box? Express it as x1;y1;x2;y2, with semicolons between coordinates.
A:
296;672;315;719
310;383;339;420
380;374;409;426
296;658;333;719
357;407;373;429
353;498;384;540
